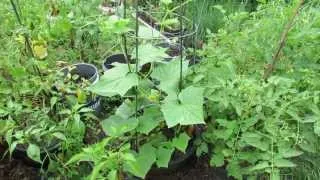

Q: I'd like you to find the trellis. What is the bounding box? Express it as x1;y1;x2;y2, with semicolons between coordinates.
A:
119;0;199;151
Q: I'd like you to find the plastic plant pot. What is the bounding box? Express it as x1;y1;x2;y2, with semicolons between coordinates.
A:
102;54;132;71
60;63;101;114
148;125;204;175
188;55;202;66
61;63;99;84
136;11;188;39
155;42;184;62
13;141;60;168
162;28;187;38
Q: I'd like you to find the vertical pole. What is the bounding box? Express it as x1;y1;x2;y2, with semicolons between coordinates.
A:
192;0;196;65
122;0;131;72
10;0;42;79
179;0;183;92
134;0;139;152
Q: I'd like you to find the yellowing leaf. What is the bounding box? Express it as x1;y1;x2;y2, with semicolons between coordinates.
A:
15;35;25;44
77;89;87;104
33;45;48;59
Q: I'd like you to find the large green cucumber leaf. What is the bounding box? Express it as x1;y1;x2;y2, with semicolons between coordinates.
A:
172;132;191;153
101;115;138;137
133;43;168;66
156;146;174;168
161;86;205;127
137;106;163;135
88;63;138;97
125;143;156;178
151;59;188;99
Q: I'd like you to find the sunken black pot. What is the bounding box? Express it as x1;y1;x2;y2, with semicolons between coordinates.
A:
102;53;152;76
148;125;203;175
155;42;185;62
188;55;202;66
13;141;60;168
162;28;187;38
61;63;101;114
102;54;132;71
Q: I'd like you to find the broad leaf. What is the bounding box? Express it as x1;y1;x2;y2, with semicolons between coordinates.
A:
241;132;269;151
125;144;156;178
116;100;136;119
0;120;15;135
172;132;191;153
151;59;188;98
249;161;269;172
210;153;225;167
226;162;242;180
133;43;168;66
161;86;205;127
281;149;303;158
52;132;66;141
101;116;138;137
88;63;138;97
137;106;162;135
274;159;296;168
156;146;174;168
27;144;41;163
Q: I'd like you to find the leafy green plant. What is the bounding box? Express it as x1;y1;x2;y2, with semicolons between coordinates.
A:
66;137;135;180
84;38;205;178
187;0;320;179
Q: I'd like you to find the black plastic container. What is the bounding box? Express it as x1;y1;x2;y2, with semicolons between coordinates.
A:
136;11;187;39
61;63;101;114
61;63;99;84
102;54;132;71
13;141;60;168
188;55;202;66
148;125;203;175
162;28;187;38
155;42;184;62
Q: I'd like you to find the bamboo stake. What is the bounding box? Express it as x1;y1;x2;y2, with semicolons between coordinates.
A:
263;0;304;81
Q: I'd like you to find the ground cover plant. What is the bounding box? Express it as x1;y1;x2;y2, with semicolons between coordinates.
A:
0;0;320;180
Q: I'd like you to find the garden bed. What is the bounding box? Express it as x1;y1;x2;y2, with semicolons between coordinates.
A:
0;145;39;180
0;147;228;180
1;0;319;179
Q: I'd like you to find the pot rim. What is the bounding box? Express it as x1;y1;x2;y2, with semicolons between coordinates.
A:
60;63;99;85
15;139;61;155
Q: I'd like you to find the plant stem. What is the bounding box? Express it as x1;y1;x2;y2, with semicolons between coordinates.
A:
10;0;43;79
10;0;34;57
120;37;132;72
263;0;304;81
10;0;22;24
121;0;132;73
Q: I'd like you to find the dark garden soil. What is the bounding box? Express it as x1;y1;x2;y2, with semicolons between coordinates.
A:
0;144;40;180
1;142;229;180
146;156;229;180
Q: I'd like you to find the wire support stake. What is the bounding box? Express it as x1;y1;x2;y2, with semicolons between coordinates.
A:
134;0;139;152
179;0;184;92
